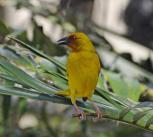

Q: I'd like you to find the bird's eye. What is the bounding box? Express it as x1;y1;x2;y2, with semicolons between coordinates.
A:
69;35;77;41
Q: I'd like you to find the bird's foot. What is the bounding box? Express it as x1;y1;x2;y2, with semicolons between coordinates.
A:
92;102;103;121
73;104;86;120
73;110;86;120
93;108;103;121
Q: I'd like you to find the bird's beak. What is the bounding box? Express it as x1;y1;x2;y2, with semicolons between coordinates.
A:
57;37;70;46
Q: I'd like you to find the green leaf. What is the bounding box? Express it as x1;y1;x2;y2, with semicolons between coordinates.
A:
133;109;153;124
0;46;36;70
101;70;146;101
145;115;153;128
8;37;66;71
1;39;153;132
0;60;57;94
0;85;85;108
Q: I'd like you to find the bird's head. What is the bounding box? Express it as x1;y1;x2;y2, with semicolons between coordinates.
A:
57;32;95;52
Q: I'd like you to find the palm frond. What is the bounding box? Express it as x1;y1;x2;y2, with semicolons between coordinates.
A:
0;37;153;132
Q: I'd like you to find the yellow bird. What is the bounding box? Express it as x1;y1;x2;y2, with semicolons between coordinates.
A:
57;32;102;119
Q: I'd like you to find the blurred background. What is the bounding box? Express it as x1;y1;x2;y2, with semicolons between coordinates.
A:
0;0;153;137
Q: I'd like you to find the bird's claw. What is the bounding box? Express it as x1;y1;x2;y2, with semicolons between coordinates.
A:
79;111;86;120
92;102;103;121
73;110;86;120
92;109;103;121
72;104;86;120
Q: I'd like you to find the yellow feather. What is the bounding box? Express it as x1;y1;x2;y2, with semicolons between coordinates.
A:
57;32;101;104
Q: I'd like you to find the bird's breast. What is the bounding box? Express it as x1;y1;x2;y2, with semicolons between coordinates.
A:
67;51;101;95
67;51;100;74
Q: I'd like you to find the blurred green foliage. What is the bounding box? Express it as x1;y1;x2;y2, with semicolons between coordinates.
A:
0;0;153;137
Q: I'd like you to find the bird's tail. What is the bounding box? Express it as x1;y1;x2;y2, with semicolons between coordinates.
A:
56;89;70;96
